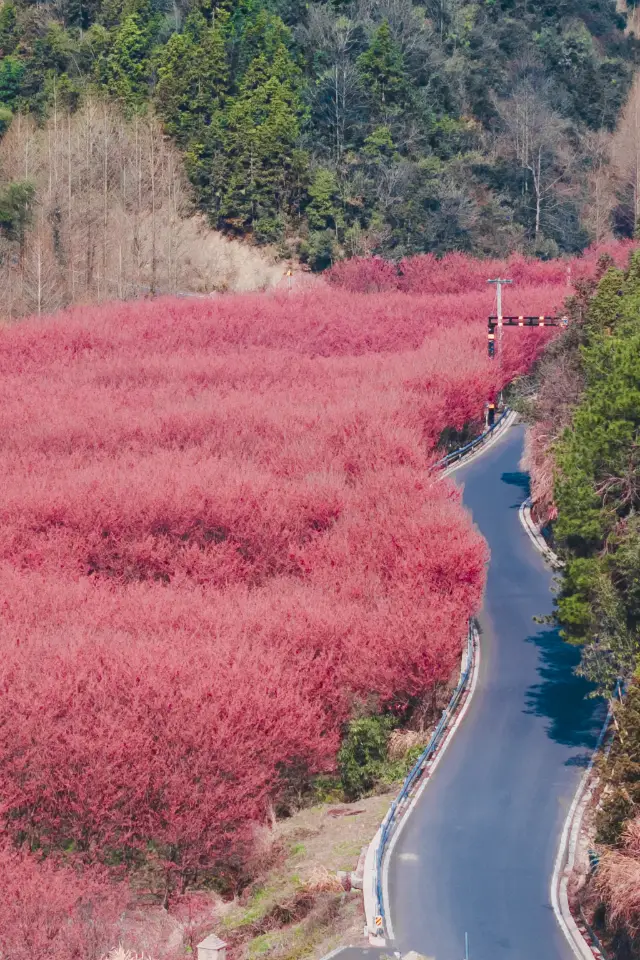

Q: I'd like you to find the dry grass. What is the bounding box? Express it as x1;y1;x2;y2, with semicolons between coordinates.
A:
169;216;290;295
387;729;426;761
596;816;640;936
212;789;395;960
304;866;345;894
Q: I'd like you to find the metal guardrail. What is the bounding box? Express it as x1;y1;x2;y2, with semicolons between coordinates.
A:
374;621;477;934
433;408;510;470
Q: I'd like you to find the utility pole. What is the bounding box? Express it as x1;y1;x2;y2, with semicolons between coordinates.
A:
488;278;513;407
487;278;513;358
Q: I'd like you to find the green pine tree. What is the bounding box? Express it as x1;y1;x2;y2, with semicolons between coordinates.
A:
357;21;407;112
363;125;396;160
0;56;24;108
234;8;292;77
0;2;18;57
97;13;152;107
306;168;341;231
198;42;308;232
155;11;230;144
0;180;35;258
553;259;640;688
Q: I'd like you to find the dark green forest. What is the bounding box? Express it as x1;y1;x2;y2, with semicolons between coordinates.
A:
0;0;639;265
554;256;640;695
556;255;640;955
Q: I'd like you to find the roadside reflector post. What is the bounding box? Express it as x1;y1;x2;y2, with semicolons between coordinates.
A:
487;402;496;428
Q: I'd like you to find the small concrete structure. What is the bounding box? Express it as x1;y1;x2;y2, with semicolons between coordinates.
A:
197;934;227;960
350;844;367;890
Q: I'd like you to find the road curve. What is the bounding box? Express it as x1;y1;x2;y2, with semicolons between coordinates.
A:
386;423;602;960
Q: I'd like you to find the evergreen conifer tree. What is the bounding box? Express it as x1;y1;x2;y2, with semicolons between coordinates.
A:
357;21;407;112
155;11;229;144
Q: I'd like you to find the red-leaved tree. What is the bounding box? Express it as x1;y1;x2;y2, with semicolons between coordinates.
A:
0;248;578;918
0;847;126;960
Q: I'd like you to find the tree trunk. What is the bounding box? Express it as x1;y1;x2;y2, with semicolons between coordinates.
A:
535;148;542;238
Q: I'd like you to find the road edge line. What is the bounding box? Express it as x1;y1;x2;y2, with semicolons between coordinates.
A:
380;621;482;942
519;496;564;569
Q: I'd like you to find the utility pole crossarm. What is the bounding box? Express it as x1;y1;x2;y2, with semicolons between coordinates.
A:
488;315;566;327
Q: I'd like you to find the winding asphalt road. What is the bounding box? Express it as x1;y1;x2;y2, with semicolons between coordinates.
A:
385;422;602;960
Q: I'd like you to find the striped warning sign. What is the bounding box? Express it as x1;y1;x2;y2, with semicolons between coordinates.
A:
375;916;383;928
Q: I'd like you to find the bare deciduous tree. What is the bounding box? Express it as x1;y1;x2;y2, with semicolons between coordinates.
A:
0;99;284;319
22;213;65;317
581;129;616;244
300;9;365;166
496;80;578;240
610;72;640;232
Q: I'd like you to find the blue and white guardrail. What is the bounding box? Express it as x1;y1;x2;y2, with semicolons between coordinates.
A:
433;407;511;470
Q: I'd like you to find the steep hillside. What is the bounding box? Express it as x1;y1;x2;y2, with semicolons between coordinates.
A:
0;0;638;267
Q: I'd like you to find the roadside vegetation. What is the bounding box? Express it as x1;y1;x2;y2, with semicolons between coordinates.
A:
515;249;640;956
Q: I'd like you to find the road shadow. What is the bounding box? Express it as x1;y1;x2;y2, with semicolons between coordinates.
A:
500;470;531;493
524;625;603;766
500;470;531;510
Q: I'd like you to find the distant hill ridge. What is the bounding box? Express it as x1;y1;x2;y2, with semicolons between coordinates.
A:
0;0;639;272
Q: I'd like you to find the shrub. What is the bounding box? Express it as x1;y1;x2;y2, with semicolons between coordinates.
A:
326;243;637;295
0;847;126;960
338;716;397;799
